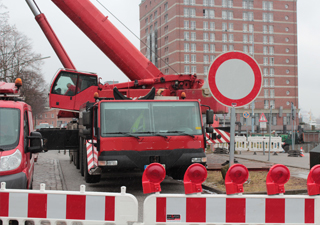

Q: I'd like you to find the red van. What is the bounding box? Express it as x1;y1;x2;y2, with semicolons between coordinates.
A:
0;79;43;189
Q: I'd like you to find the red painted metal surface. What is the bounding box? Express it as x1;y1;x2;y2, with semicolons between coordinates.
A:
51;0;160;80
35;14;75;70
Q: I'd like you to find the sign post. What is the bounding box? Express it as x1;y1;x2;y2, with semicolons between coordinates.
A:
207;51;262;167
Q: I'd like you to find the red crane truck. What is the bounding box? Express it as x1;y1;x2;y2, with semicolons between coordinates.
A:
0;79;43;188
25;0;222;182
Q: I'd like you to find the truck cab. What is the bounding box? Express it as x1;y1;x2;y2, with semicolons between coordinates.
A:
0;79;43;189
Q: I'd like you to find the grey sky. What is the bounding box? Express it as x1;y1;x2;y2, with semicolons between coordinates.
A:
4;0;319;118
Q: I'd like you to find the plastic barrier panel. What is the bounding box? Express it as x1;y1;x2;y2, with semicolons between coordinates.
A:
142;193;319;225
248;136;283;152
0;183;138;225
235;136;248;151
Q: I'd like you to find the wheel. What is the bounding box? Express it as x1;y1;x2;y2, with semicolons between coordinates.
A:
84;143;101;183
80;137;84;176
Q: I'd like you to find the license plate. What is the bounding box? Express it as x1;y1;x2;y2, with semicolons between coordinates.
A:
144;164;166;170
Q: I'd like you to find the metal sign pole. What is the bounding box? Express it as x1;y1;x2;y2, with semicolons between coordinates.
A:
268;106;272;161
251;101;254;133
229;107;236;167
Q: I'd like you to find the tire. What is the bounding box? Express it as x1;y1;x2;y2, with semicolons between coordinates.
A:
80;137;84;176
84;144;101;183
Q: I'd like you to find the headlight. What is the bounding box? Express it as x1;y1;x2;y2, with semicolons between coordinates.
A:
0;149;22;171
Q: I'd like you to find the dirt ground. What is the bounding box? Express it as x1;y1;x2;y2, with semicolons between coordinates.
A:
203;170;307;193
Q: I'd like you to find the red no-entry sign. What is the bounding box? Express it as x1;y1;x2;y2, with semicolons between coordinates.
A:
208;51;262;108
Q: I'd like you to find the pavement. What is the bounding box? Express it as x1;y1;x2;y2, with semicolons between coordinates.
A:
32;149;311;190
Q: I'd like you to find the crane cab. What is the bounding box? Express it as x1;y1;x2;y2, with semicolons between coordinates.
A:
0;80;43;189
49;69;98;111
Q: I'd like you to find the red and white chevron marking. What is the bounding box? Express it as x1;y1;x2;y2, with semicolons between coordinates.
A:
206;128;230;144
86;140;98;173
0;188;137;224
144;195;316;224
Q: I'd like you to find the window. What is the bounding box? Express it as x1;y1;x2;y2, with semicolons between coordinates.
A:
270;100;275;109
191;54;196;63
190;0;195;5
222;11;227;19
191;21;196;30
249;46;254;55
269;25;274;34
228;11;233;20
203;21;208;30
269;13;273;22
248;0;253;9
270;89;275;98
203;9;209;18
269;46;274;55
242;0;247;9
191;43;196;52
263;57;268;65
249;35;253;43
263;46;268;55
264;89;269;98
270;79;274;87
210;44;215;53
263;13;268;22
228;0;233;8
222;33;227;42
222;0;227;7
209;0;214;7
263;68;268;76
184;0;189;5
191;32;196;41
184;65;190;74
164;2;168;11
269;36;274;44
222;23;227;31
270;68;274;76
229;45;234;51
243;34;248;43
249;24;254;32
184;32;190;40
269;2;273;10
262;1;268;10
45;114;47;118
184;43;190;52
210;33;215;42
243;12;248;21
203;0;208;6
209;10;215;19
243;24;248;32
210;55;215;62
204;66;209;74
51;113;54;118
145;28;148;35
203;44;209;52
229;34;234;42
229;23;233;31
145;18;148;25
210;22;215;30
184;8;189;17
190;8;196;17
248;12;254;21
203;33;208;41
264;100;269;109
154;11;158;19
263;25;268;33
222;44;228;52
243;45;248;53
204;55;209;64
270;57;274;65
263;36;268;44
191;66;197;74
184;20;189;29
184;54;190;63
150;14;153;22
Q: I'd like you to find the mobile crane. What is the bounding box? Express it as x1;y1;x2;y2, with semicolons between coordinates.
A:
25;0;226;182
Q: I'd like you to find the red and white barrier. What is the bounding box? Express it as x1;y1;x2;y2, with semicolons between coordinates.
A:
142;194;318;225
0;183;138;225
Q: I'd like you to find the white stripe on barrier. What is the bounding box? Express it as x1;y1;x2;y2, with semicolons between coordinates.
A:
0;183;138;225
142;193;318;225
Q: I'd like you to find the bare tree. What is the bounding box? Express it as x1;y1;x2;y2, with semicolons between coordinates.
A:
0;2;48;115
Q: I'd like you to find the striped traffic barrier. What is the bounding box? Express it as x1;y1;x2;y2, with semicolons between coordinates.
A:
0;183;138;225
142;194;317;224
86;140;98;174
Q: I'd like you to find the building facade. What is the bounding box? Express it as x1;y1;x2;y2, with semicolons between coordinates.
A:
35;109;72;128
139;0;298;132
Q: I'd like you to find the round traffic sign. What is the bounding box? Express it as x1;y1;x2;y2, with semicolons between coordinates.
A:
243;111;250;119
207;51;262;108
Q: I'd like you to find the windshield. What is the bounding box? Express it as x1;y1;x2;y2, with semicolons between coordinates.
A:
100;101;202;137
0;108;20;149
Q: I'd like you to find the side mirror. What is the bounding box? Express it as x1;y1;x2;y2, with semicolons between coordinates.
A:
206;109;214;125
82;111;92;128
28;132;43;153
